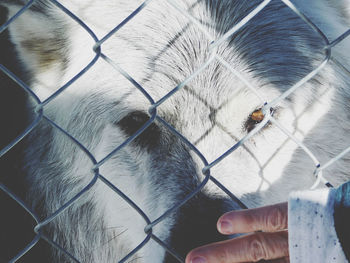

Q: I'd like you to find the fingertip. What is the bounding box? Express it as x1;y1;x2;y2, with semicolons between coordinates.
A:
186;250;207;263
217;219;233;234
217;211;238;234
190;256;207;263
185;249;196;263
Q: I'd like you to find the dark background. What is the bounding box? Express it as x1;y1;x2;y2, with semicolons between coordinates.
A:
0;6;51;262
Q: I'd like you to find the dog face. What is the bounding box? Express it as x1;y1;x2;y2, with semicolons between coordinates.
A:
2;0;350;262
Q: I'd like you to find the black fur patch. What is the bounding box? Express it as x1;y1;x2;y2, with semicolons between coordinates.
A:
118;111;161;149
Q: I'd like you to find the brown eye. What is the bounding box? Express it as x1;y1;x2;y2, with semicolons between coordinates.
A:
251;109;264;122
244;108;274;133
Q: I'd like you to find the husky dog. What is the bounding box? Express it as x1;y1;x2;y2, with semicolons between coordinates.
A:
1;0;350;262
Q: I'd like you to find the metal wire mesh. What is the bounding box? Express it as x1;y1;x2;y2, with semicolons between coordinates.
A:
1;0;350;262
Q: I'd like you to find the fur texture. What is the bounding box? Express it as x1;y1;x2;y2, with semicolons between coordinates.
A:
1;0;350;262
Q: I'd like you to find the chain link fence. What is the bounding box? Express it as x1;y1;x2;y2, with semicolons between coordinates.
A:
1;0;350;262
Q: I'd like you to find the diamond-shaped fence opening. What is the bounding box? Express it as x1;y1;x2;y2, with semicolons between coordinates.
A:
1;0;350;262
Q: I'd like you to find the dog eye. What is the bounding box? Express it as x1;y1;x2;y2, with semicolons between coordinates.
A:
117;111;160;149
244;108;273;133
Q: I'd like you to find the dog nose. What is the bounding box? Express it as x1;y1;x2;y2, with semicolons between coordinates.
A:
163;193;242;263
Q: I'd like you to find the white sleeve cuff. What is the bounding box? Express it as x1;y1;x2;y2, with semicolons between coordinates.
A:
288;188;348;263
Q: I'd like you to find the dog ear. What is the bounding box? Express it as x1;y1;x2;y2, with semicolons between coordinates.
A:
2;3;65;78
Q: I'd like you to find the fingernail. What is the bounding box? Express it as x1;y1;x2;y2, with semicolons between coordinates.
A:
219;220;232;233
191;256;207;263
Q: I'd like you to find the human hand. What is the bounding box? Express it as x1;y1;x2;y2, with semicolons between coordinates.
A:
185;202;289;263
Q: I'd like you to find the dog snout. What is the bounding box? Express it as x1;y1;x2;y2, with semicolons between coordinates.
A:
163;193;240;263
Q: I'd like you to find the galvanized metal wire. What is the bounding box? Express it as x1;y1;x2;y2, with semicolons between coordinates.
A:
1;0;350;262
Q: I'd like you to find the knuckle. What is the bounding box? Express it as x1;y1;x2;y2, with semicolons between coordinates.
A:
266;206;286;231
248;234;268;262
